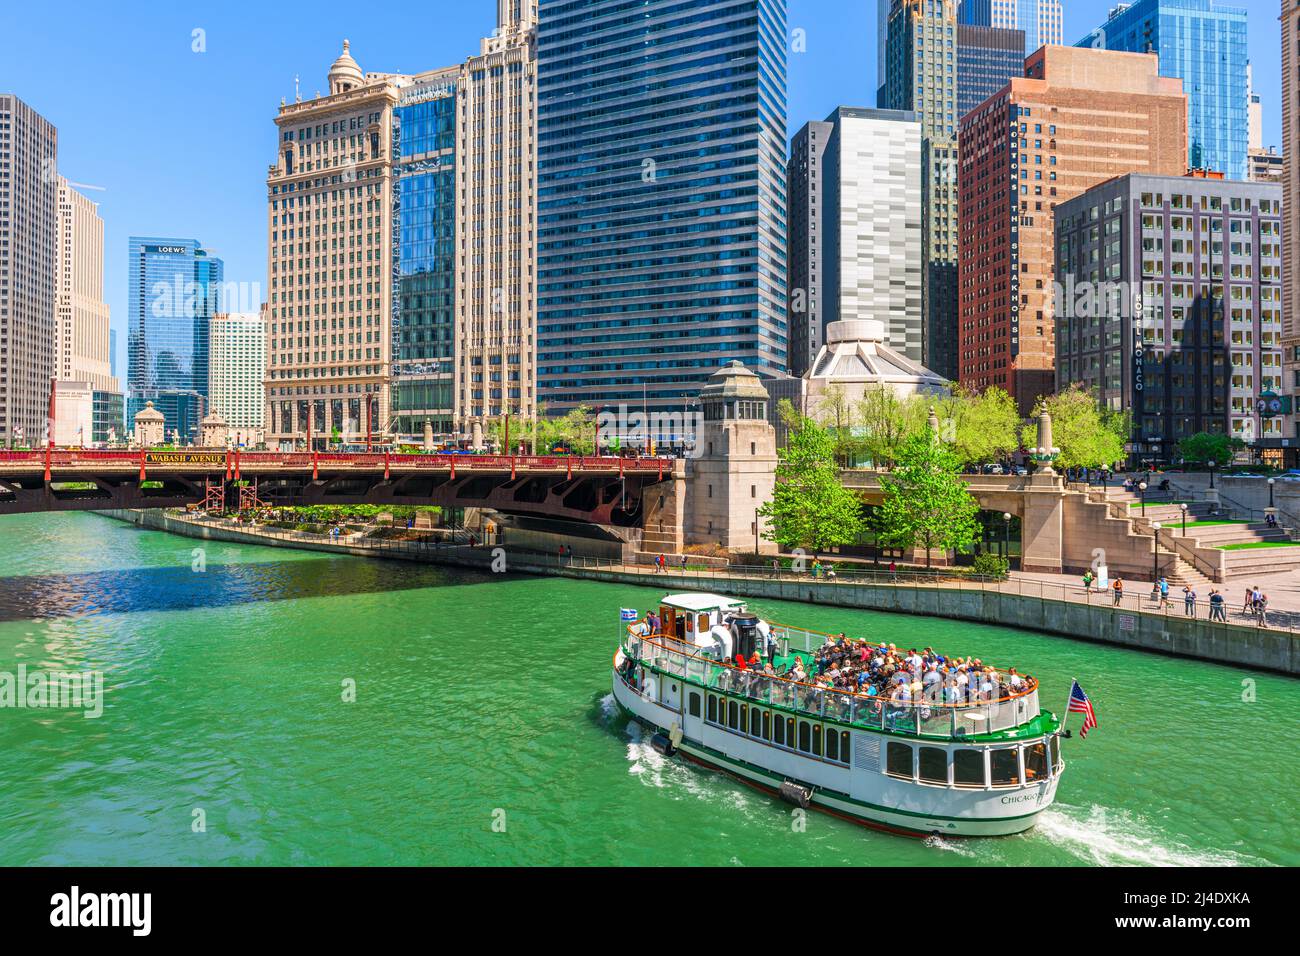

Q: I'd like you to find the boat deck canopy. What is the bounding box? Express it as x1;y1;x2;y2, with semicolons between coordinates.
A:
659;593;745;614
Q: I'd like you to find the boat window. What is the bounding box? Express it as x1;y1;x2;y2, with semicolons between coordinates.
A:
707;694;718;725
825;726;839;762
762;711;771;741
697;613;710;633
1024;742;1048;782
812;724;823;757
837;731;850;764
689;693;701;718
798;720;812;753
990;747;1020;786
785;717;796;749
749;706;761;738
953;749;986;788
1050;734;1061;772
727;699;740;731
918;747;948;785
739;703;748;735
773;713;786;747
886;742;913;779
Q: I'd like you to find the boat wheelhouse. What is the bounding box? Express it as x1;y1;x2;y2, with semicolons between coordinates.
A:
613;593;1065;837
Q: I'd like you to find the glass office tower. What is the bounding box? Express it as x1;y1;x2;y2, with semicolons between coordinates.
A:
957;23;1026;121
958;0;1063;55
126;237;223;443
535;0;789;415
392;76;458;440
1077;0;1249;180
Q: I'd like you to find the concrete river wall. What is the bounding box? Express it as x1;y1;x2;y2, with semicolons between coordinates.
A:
102;509;1299;676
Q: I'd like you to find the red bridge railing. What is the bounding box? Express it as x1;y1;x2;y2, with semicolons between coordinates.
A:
0;449;673;475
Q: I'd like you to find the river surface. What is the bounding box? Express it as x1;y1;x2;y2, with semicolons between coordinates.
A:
0;512;1295;866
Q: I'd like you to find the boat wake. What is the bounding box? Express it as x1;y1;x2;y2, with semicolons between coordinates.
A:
923;834;975;857
1036;803;1257;867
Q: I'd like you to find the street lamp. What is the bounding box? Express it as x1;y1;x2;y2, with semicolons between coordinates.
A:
1268;477;1276;508
1139;480;1148;515
1208;459;1216;490
1180;503;1188;536
1003;512;1012;561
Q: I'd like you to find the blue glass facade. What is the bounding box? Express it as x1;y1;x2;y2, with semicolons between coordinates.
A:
126;237;223;442
535;0;789;412
392;82;458;438
1077;0;1249;180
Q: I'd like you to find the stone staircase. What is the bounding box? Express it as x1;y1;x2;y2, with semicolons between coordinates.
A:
1091;484;1300;581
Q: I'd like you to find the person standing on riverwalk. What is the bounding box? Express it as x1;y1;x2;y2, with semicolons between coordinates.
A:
1183;586;1197;617
1157;577;1170;610
1082;569;1093;593
1209;590;1226;622
1112;579;1124;606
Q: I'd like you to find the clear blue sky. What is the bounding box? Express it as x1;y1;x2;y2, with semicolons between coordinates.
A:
0;0;1283;377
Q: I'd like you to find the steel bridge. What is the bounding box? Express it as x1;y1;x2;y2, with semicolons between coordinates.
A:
0;450;674;525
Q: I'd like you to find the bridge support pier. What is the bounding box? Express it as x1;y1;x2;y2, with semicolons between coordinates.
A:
1020;473;1066;573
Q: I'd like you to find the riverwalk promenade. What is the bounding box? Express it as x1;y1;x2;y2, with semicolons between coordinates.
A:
102;509;1300;675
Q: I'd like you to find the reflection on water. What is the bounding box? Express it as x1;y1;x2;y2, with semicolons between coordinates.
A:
0;559;493;622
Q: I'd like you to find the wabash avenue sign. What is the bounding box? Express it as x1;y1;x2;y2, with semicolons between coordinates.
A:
143;452;227;466
1008;115;1021;359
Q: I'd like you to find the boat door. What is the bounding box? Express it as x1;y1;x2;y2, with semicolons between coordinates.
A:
659;675;682;714
660;606;677;639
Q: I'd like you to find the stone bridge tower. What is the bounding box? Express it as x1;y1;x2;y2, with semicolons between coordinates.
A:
684;361;778;554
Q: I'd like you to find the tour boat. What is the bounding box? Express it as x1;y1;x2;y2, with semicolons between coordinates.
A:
612;593;1065;837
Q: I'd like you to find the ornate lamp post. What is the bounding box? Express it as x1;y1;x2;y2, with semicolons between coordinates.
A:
1028;402;1062;474
1003;512;1012;561
1139;480;1148;515
1268;477;1276;508
1208;459;1216;490
1180;502;1188;536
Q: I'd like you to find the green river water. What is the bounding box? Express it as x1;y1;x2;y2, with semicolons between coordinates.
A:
0;512;1295;866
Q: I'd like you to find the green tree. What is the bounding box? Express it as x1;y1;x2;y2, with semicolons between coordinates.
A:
935;386;1022;466
759;402;866;551
815;384;868;466
875;429;982;569
1175;431;1241;466
1019;385;1129;470
856;388;929;468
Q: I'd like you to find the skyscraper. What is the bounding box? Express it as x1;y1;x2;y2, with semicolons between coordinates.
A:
209;312;267;440
1077;0;1249;180
958;0;1063;55
392;69;460;441
534;0;788;417
1056;173;1283;459
453;3;537;435
55;178;115;391
957;23;1026;121
1283;0;1300;461
265;41;400;449
0;94;57;447
957;46;1188;413
127;238;224;442
788;108;922;376
880;0;960;379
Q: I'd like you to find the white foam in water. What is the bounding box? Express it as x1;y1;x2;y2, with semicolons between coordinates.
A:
923;834;975;857
1036;803;1255;867
599;692;618;722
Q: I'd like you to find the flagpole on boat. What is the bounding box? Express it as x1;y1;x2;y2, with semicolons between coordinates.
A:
1059;677;1076;736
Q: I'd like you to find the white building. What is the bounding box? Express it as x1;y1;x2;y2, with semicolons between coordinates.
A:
210;312;266;440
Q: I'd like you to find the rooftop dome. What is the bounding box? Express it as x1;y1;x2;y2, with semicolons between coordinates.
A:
699;360;769;402
201;410;228;427
808;320;947;391
134;401;164;422
328;39;364;94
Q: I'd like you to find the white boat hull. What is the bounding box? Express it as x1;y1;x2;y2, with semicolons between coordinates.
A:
613;668;1061;838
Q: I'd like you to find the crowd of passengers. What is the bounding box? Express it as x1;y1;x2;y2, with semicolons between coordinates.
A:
706;634;1033;723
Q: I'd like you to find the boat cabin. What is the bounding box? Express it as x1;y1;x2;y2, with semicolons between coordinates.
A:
656;593;768;661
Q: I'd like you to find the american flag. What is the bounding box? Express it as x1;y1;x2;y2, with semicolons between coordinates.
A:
1068;680;1098;738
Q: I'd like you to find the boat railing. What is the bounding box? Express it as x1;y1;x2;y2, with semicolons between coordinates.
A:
621;634;1040;739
